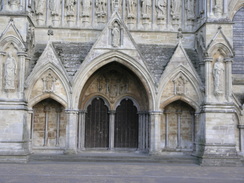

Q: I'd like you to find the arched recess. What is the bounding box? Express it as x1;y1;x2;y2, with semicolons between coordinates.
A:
77;62;150;151
73;51;155;111
32;98;67;151
161;100;195;151
26;65;71;109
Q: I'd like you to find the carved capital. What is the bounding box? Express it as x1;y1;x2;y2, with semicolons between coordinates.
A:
204;57;212;62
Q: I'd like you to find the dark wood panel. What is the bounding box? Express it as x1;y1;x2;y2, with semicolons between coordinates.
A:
115;99;138;148
85;98;109;148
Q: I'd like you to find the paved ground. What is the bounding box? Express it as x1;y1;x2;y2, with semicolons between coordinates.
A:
0;161;243;183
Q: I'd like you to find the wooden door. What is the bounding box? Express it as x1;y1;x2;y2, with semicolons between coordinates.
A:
85;98;109;148
115;99;138;148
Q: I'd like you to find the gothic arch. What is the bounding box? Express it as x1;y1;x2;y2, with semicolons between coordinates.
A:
114;96;140;111
229;1;244;20
83;95;111;110
208;43;234;58
0;36;25;52
157;66;203;111
73;51;156;110
26;64;71;109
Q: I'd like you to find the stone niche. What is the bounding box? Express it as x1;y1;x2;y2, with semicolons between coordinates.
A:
79;62;148;110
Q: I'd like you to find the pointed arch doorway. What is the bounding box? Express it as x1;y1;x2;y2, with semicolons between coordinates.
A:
78;62;150;152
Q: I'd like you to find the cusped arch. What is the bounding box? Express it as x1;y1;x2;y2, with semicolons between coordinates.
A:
73;51;156;110
0;36;25;52
26;64;71;109
157;66;203;109
83;95;111;110
114;96;140;111
230;1;244;20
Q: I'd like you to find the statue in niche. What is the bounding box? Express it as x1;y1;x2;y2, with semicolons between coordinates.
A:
42;72;57;93
65;0;76;16
35;0;45;15
213;57;224;95
4;53;17;90
127;0;137;18
185;0;194;20
171;0;181;20
49;0;61;16
156;0;167;19
96;0;107;17
141;0;151;18
198;30;206;52
112;22;121;47
173;75;187;95
81;0;91;17
27;26;35;48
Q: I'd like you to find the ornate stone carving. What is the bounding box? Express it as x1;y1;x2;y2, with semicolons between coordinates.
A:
156;0;166;19
65;0;76;16
111;21;121;47
4;53;17;90
213;56;224;95
96;0;107;17
126;0;137;19
27;25;35;49
81;0;91;17
50;0;61;16
173;75;188;95
35;0;45;15
185;0;194;20
141;0;151;18
171;0;181;20
42;72;57;93
8;0;19;10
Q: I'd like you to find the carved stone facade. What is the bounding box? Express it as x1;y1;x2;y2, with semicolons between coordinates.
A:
0;0;243;166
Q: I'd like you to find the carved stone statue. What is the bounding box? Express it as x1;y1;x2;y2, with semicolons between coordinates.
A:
27;26;35;48
66;0;76;16
127;0;137;18
4;53;17;90
141;0;151;18
42;72;57;93
198;30;206;52
35;0;45;15
50;0;61;16
171;0;181;20
112;22;121;47
96;0;107;17
185;0;194;20
8;0;19;10
82;0;91;17
156;0;166;19
213;57;224;95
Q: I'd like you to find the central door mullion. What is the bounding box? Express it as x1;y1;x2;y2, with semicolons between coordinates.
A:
109;110;115;150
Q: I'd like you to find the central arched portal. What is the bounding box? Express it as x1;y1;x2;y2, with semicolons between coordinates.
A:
78;62;149;151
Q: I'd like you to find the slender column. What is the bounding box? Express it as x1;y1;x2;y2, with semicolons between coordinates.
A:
77;0;80;26
78;110;86;150
224;57;233;102
149;111;163;153
164;111;169;148
44;106;50;146
65;110;79;154
191;112;195;146
0;52;6;95
142;113;146;149
109;110;116;150
223;0;228;17
138;112;143;151
17;52;27;99
56;108;62;146
204;57;213;103
176;111;181;149
209;0;214;16
61;0;65;26
145;113;149;150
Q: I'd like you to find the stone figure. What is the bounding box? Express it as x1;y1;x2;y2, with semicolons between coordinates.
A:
27;26;35;48
171;0;180;20
127;0;137;18
112;22;120;47
42;73;56;92
82;0;91;16
141;0;151;18
198;30;206;52
50;0;61;16
185;0;194;20
96;0;106;17
156;0;167;19
4;53;17;90
8;0;19;5
35;0;45;15
213;57;224;95
66;0;76;15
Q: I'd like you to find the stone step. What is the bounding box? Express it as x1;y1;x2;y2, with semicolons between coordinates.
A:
29;153;199;165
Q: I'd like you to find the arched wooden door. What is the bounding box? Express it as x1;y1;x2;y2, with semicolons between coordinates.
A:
115;99;138;148
85;98;109;148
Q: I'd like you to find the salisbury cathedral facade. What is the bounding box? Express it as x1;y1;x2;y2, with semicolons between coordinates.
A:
0;0;243;166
